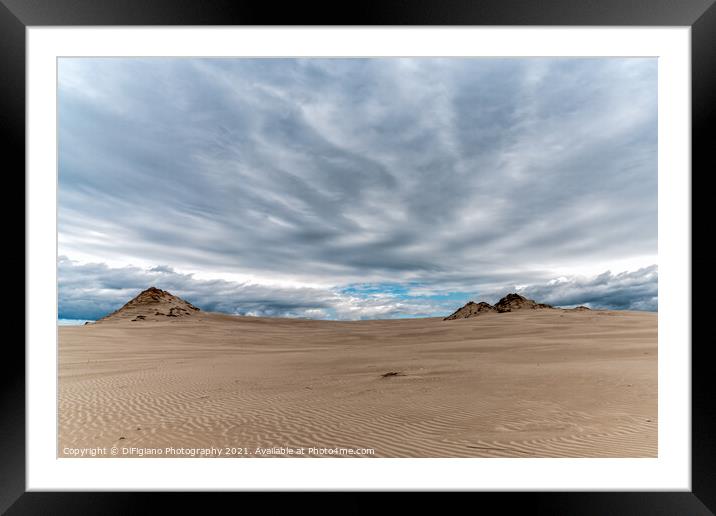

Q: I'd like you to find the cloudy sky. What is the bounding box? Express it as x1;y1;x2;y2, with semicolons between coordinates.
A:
58;58;657;320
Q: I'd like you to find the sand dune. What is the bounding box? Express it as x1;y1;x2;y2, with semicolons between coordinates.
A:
59;309;657;458
97;286;201;323
444;292;554;320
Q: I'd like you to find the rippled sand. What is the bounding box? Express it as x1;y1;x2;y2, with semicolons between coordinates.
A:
59;309;657;457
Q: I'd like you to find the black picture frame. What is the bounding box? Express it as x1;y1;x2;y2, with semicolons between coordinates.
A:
4;0;711;513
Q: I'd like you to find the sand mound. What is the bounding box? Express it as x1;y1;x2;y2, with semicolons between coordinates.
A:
97;287;200;323
444;301;497;320
494;293;553;312
563;305;592;312
444;293;553;320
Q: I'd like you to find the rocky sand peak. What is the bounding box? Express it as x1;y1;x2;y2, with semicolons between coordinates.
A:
97;287;200;323
444;293;553;320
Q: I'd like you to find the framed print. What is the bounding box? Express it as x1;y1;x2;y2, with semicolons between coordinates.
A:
4;0;712;513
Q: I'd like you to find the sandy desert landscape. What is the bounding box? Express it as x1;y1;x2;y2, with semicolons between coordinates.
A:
55;58;660;460
58;288;657;458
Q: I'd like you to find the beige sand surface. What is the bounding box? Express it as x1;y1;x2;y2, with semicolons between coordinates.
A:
59;309;657;457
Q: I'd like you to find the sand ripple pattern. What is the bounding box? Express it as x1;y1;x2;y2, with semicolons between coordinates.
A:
59;310;657;457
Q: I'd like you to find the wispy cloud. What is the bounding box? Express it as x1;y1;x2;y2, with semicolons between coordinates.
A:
58;58;657;319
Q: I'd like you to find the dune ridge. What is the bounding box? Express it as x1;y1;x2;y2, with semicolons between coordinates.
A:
444;293;554;320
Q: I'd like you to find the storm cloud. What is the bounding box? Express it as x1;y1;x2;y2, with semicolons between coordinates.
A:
57;257;658;320
58;58;657;319
494;265;659;311
57;256;452;320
